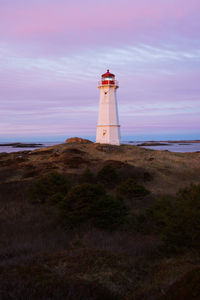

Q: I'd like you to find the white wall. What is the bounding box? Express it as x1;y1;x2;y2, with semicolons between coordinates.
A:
96;84;121;145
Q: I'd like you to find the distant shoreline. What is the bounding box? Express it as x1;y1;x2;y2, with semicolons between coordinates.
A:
0;143;43;148
161;140;200;144
136;140;200;147
1;140;200;145
0;140;200;154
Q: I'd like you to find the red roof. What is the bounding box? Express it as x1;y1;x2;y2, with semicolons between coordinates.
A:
102;69;115;77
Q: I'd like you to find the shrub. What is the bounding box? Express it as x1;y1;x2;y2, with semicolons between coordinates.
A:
60;183;127;229
80;168;95;184
117;178;150;198
162;184;200;251
60;183;106;227
145;184;200;252
146;196;175;233
30;172;71;204
97;164;118;187
91;195;128;229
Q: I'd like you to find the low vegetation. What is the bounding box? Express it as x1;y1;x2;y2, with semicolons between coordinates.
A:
117;178;150;198
29;172;71;204
60;183;127;229
97;164;119;187
144;184;200;252
29;170;200;254
1;142;200;299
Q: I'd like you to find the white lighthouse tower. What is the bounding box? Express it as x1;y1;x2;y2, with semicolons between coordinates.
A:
96;70;121;145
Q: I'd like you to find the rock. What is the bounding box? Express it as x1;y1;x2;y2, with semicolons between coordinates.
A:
65;137;93;144
95;144;123;153
138;142;171;146
0;143;43;148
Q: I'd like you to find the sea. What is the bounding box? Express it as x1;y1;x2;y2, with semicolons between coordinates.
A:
0;141;200;153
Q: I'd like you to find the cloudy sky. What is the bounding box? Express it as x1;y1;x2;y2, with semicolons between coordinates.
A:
0;0;200;141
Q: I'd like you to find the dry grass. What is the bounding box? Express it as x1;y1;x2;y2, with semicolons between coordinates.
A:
0;142;200;299
1;142;200;194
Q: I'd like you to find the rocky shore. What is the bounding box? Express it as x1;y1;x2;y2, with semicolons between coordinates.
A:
137;142;170;146
0;142;43;148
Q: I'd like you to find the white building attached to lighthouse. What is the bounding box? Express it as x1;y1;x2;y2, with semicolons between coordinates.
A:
96;70;121;145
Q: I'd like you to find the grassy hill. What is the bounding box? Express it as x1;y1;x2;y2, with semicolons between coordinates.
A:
0;140;200;299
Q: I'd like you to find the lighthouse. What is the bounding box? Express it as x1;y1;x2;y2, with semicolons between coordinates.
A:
96;70;121;145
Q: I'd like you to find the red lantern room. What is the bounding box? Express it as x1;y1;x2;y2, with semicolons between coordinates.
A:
101;69;115;85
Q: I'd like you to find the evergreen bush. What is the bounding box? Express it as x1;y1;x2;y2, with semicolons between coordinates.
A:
97;164;118;186
91;195;127;229
145;184;200;252
60;183;127;229
80;168;95;184
117;178;150;198
30;172;70;204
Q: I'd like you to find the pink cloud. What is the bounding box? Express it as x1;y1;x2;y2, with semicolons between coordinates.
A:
1;0;200;47
0;0;200;139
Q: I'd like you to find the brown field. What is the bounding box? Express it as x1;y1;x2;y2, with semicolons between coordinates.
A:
1;141;200;193
0;141;200;299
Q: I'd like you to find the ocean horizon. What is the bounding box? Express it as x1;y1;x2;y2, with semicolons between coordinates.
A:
1;139;200;153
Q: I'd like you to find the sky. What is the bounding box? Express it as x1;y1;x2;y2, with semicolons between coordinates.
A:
0;0;200;141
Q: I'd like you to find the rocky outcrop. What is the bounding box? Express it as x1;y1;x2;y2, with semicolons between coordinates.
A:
0;143;43;148
138;142;170;146
65;137;93;144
